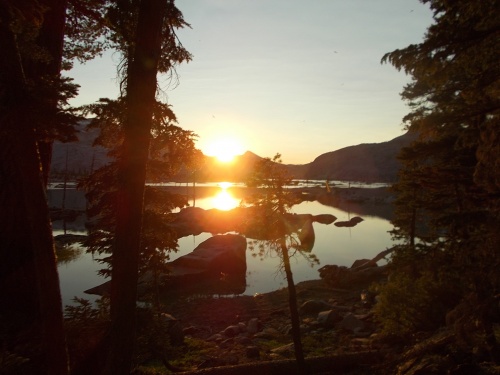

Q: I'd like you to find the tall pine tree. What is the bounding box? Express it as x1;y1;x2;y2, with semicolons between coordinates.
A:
379;0;499;359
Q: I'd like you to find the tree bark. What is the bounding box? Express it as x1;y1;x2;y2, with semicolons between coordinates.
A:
0;4;69;373
10;116;70;375
34;0;68;186
104;0;167;373
280;239;307;373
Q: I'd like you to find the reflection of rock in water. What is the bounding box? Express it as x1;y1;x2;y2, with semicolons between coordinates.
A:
170;206;336;252
85;234;247;297
315;187;395;221
160;272;247;298
334;216;364;227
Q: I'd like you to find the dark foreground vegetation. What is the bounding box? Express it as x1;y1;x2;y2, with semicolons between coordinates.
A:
1;0;499;374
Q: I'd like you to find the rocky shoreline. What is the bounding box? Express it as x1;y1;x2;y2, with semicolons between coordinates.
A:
154;275;387;373
52;184;397;372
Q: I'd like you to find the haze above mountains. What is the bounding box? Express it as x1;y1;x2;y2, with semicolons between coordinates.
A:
51;123;416;183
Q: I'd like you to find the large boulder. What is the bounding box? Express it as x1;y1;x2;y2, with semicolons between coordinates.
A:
319;259;388;288
166;234;247;280
85;234;247;296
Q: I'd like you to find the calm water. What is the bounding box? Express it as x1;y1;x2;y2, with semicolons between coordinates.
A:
56;184;395;305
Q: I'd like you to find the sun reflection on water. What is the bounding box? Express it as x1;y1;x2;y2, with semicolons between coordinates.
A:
218;182;232;189
211;182;240;210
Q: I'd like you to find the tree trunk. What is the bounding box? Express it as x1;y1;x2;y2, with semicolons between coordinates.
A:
12;117;70;375
32;0;68;187
280;239;306;373
0;5;69;373
104;0;167;373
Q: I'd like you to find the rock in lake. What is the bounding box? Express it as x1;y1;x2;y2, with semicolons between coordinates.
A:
166;233;247;281
85;234;247;296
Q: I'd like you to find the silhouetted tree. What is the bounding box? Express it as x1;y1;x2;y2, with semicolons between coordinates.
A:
79;98;198;300
99;1;192;373
0;1;122;372
246;154;309;372
0;2;78;373
379;0;500;360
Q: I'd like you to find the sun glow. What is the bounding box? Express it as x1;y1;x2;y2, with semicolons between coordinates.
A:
219;182;232;189
212;190;239;210
205;137;245;163
211;183;239;210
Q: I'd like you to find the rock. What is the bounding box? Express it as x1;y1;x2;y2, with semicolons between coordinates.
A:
317;309;342;327
246;346;260;359
169;207;339;247
319;263;387;288
318;265;349;286
223;325;241;337
334;216;364;227
169;206;207;237
351;259;377;269
168;234;247;276
353;330;372;338
223;355;239;366
270;309;287;317
271;343;295;357
85;234;248;296
313;214;337;224
253;328;280;340
159;313;184;346
234;336;254;346
237;322;247;332
338;313;365;333
182;326;198;336
299;300;333;315
207;333;224;343
197;356;226;369
328;304;352;313
350;338;373;350
247;318;261;334
170;207;335;241
297;218;315;251
219;338;234;348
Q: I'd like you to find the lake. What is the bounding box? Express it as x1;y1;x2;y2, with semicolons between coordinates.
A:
53;182;395;305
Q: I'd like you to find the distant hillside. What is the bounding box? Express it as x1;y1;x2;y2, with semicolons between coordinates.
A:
50;122;415;183
50;120;109;179
283;132;417;182
196;151;262;182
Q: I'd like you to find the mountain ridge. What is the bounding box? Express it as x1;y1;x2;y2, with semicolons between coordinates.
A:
50;124;415;183
282;131;416;182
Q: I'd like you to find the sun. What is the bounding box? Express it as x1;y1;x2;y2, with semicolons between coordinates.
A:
205;137;244;163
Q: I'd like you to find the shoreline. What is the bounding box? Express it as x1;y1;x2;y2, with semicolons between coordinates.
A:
47;183;394;210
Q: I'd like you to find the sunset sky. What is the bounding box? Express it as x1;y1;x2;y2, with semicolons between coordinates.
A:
68;0;433;164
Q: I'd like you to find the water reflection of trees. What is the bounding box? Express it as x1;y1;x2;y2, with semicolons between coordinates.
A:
56;244;83;265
